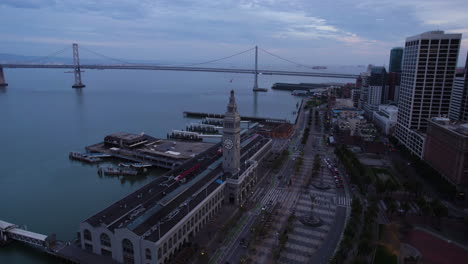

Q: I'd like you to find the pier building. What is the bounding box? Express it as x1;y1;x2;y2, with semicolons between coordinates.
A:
78;91;272;264
87;134;214;169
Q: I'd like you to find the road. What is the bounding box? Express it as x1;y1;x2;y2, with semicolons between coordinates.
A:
216;103;351;264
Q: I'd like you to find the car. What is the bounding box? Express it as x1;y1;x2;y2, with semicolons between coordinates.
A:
240;238;246;245
336;184;343;188
334;176;342;180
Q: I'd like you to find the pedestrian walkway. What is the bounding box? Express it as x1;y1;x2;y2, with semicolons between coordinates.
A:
334;196;352;207
259;188;286;208
277;184;338;264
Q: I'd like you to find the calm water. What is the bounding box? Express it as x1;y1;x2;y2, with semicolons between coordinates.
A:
0;67;355;263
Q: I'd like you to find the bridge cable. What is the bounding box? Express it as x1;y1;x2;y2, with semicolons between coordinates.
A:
171;47;256;67
21;47;70;64
259;47;323;71
79;46;137;65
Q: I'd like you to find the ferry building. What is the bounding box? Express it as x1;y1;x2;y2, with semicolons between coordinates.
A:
79;90;272;263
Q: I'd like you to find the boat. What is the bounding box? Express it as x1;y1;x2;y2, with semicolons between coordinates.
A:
98;166;138;176
69;152;101;163
130;163;152;168
253;88;268;92
312;66;327;70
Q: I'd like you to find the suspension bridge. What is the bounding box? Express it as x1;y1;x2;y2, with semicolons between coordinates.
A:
0;44;359;90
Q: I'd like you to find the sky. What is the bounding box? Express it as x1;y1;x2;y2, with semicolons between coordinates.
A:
1;0;468;66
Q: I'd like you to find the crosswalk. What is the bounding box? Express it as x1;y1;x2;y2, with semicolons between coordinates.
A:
259;188;286;208
333;196;352;207
378;200;421;215
290;151;302;160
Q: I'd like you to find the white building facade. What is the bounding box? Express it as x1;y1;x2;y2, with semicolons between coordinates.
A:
373;105;398;135
395;31;461;158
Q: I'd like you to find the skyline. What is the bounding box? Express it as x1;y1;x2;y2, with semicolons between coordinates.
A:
1;0;468;66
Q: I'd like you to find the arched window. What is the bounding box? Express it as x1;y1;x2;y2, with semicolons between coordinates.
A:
145;248;152;260
100;233;111;247
83;229;92;241
158;248;162;259
122;239;134;264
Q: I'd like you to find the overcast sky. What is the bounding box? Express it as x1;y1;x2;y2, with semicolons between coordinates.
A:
1;0;468;66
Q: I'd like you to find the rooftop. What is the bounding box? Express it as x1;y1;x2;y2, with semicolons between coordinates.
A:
430;117;468;137
107;132;146;141
84;133;269;242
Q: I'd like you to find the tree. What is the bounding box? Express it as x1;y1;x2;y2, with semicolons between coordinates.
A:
401;201;410;216
386;199;397;217
430;199;448;226
357;239;373;257
385;179;399;194
376;179;387;194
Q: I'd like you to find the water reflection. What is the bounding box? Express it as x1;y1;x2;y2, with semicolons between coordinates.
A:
253;91;259;116
74;88;84;106
0;87;6;94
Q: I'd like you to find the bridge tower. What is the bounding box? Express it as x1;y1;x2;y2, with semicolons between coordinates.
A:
0;67;8;87
253;45;258;91
72;43;85;88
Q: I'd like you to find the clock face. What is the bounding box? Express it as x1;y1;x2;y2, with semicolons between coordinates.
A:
224;139;234;150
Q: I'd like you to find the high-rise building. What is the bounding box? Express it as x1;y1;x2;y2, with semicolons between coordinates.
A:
351;89;361;108
361;66;387;117
395;31;461;158
356;75;362;89
387;72;401;103
389;47;404;73
448;68;466;120
449;52;468;121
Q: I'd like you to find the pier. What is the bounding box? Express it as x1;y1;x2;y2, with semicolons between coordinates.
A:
183;111;288;123
0;219;121;263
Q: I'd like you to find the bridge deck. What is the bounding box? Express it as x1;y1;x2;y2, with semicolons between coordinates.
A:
0;64;359;79
0;220;16;230
9;228;47;241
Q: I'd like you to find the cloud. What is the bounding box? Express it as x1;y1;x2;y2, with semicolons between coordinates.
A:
1;0;467;65
0;0;55;9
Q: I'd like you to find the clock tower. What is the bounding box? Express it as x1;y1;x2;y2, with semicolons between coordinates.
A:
223;90;241;178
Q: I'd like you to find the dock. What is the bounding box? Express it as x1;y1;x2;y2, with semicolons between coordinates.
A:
183;111;288;123
1;219;117;264
271;82;329;91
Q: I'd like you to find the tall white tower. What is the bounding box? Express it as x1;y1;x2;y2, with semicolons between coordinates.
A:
395;31;461;158
223;90;241;178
